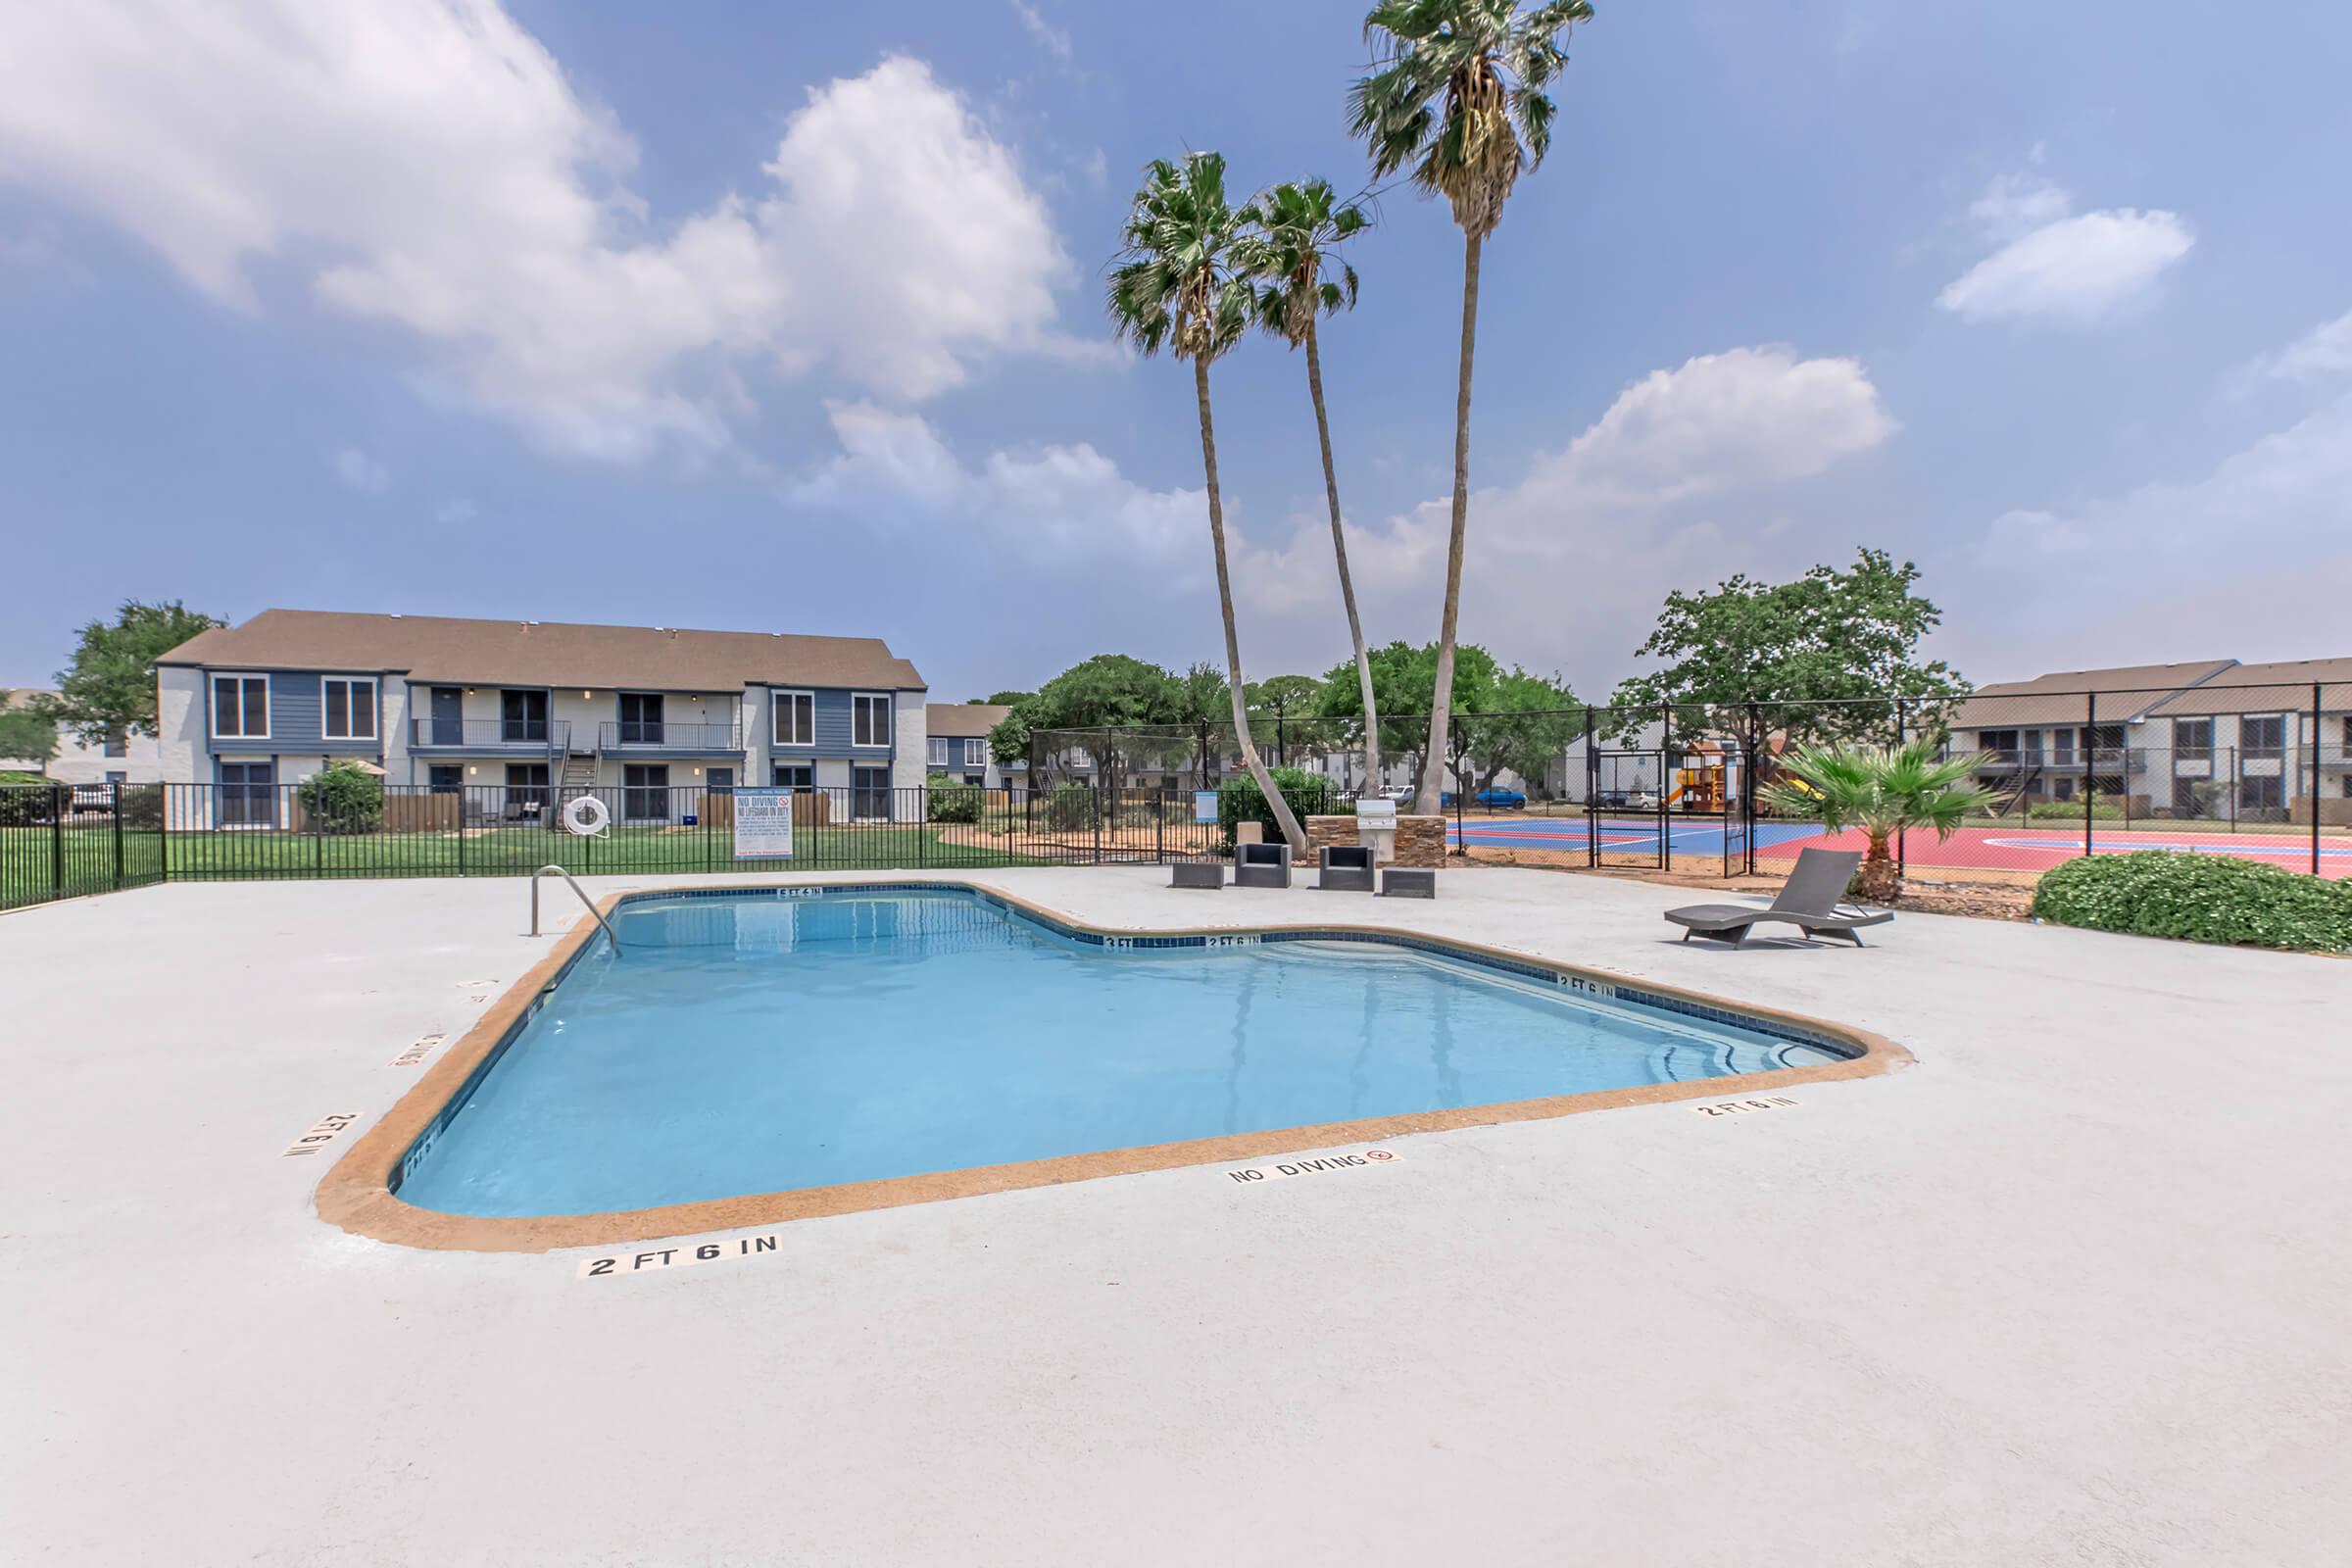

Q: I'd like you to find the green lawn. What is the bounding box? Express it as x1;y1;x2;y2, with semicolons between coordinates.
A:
3;816;1049;908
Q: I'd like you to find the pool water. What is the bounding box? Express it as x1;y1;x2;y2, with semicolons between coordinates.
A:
395;888;1844;1217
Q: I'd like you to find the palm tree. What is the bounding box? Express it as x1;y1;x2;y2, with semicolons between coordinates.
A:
1351;0;1594;815
1107;152;1307;856
1759;739;1994;903
1239;179;1383;793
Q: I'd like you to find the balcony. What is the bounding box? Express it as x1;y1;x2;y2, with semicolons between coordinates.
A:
598;720;745;755
409;719;570;755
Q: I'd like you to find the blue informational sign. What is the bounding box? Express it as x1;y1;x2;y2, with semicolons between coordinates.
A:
1194;790;1220;824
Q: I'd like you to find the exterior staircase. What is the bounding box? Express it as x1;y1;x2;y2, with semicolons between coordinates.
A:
560;752;597;795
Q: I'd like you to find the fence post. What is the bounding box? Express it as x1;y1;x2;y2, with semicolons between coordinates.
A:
51;784;65;897
1584;707;1599;869
1659;704;1672;872
1744;701;1761;877
2083;691;2096;860
1895;699;1909;878
2315;680;2326;877
112;782;123;891
459;790;468;877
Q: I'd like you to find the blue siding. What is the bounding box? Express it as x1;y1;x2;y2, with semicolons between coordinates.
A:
767;686;894;759
204;668;381;755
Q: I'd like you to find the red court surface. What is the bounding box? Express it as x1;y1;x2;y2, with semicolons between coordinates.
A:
1754;824;2352;880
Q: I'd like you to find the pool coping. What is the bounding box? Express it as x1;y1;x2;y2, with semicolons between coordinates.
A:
316;879;1915;1253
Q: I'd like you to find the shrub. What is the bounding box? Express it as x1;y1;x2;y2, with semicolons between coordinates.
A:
0;772;66;825
2031;852;2352;953
1045;781;1097;830
926;774;982;824
294;761;384;834
1218;765;1336;846
2027;799;2122;820
119;783;164;830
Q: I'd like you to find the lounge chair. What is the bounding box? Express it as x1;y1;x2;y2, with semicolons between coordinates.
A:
1663;848;1892;947
1316;845;1375;892
1234;842;1292;890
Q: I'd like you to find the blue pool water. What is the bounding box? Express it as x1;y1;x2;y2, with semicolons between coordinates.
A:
395;888;1846;1217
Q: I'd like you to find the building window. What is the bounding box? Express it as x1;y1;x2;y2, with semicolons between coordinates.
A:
773;690;814;748
322;678;376;741
211;675;269;740
772;763;813;789
2240;774;2283;813
852;693;891;748
101;727;126;758
1978;729;2019;762
2242;714;2284;758
2174;718;2212;760
502;689;549;743
963;737;988;768
927;737;949;767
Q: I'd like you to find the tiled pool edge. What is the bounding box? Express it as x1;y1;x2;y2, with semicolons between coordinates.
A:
316;879;1916;1254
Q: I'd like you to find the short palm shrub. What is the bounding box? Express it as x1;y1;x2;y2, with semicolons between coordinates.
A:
294;761;383;834
926;775;983;824
2031;852;2352;953
1759;739;1992;902
1219;765;1336;847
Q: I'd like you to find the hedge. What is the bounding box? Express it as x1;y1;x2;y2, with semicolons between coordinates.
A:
926;775;982;824
2026;799;2122;820
1218;765;1337;846
2030;851;2352;953
294;762;384;834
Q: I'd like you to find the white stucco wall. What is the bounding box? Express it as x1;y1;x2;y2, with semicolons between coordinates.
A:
891;687;927;794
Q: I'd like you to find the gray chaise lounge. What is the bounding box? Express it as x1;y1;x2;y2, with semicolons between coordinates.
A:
1317;845;1375;892
1663;848;1892;947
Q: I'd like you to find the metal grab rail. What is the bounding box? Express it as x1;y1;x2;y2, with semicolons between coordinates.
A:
530;864;621;953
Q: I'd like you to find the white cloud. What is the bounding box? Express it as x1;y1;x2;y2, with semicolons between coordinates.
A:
1010;1;1073;62
331;447;390;495
1937;208;2193;324
786;401;1200;562
1967;172;2072;243
1239;346;1897;675
0;7;1075;459
433;498;479;524
2251;307;2352;384
1951;387;2352;671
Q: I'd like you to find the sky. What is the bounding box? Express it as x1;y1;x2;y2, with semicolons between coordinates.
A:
3;0;2349;704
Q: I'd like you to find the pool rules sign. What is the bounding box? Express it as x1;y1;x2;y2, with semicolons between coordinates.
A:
733;787;794;860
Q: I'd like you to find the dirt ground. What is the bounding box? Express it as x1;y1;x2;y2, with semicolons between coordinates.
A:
1457;845;2038;922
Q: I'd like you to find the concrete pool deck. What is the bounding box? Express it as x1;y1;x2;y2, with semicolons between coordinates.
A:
5;867;2348;1564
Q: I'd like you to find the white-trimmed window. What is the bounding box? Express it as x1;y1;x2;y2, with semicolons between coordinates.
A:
773;689;814;748
322;677;376;741
927;737;949;767
963;738;988;768
852;693;891;748
211;674;270;740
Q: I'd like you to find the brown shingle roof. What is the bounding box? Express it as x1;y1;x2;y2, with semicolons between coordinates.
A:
2146;658;2352;717
1950;661;2236;729
157;610;924;692
925;703;1011;739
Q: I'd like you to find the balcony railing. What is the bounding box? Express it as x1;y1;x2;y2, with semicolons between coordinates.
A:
409;719;570;754
598;720;745;753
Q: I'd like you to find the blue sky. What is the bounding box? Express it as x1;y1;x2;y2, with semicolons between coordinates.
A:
4;0;2349;703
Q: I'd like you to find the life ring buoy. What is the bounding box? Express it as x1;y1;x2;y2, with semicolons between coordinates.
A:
563;795;612;837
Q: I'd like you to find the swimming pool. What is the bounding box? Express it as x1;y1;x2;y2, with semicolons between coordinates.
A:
325;884;1901;1249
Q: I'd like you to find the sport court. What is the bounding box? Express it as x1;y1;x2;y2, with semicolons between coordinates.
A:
1450;813;2352;878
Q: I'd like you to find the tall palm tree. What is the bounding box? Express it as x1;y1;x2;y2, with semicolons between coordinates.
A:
1239;179;1383;793
1107;152;1307;856
1351;0;1594;814
1759;739;1993;903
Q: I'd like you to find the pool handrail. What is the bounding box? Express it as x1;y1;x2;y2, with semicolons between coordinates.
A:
530;864;622;954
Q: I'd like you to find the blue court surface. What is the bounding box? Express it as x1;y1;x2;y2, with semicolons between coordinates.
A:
1447;815;1831;854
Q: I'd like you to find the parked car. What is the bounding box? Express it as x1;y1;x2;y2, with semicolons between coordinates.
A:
1377;784;1414;803
1596;788;1662;811
1440;787;1528;810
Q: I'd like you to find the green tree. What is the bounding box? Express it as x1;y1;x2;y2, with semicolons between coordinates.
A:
1107;153;1306;855
1606;550;1970;760
1316;639;1497;800
1239;178;1382;785
1352;0;1594;814
47;599;223;747
1246;673;1326;766
981;690;1033;706
1467;667;1583;796
1759;739;1991;903
0;691;59;766
1173;662;1230;788
1015;654;1180;785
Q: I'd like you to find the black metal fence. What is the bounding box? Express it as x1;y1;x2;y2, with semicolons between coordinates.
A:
0;780;1281;911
